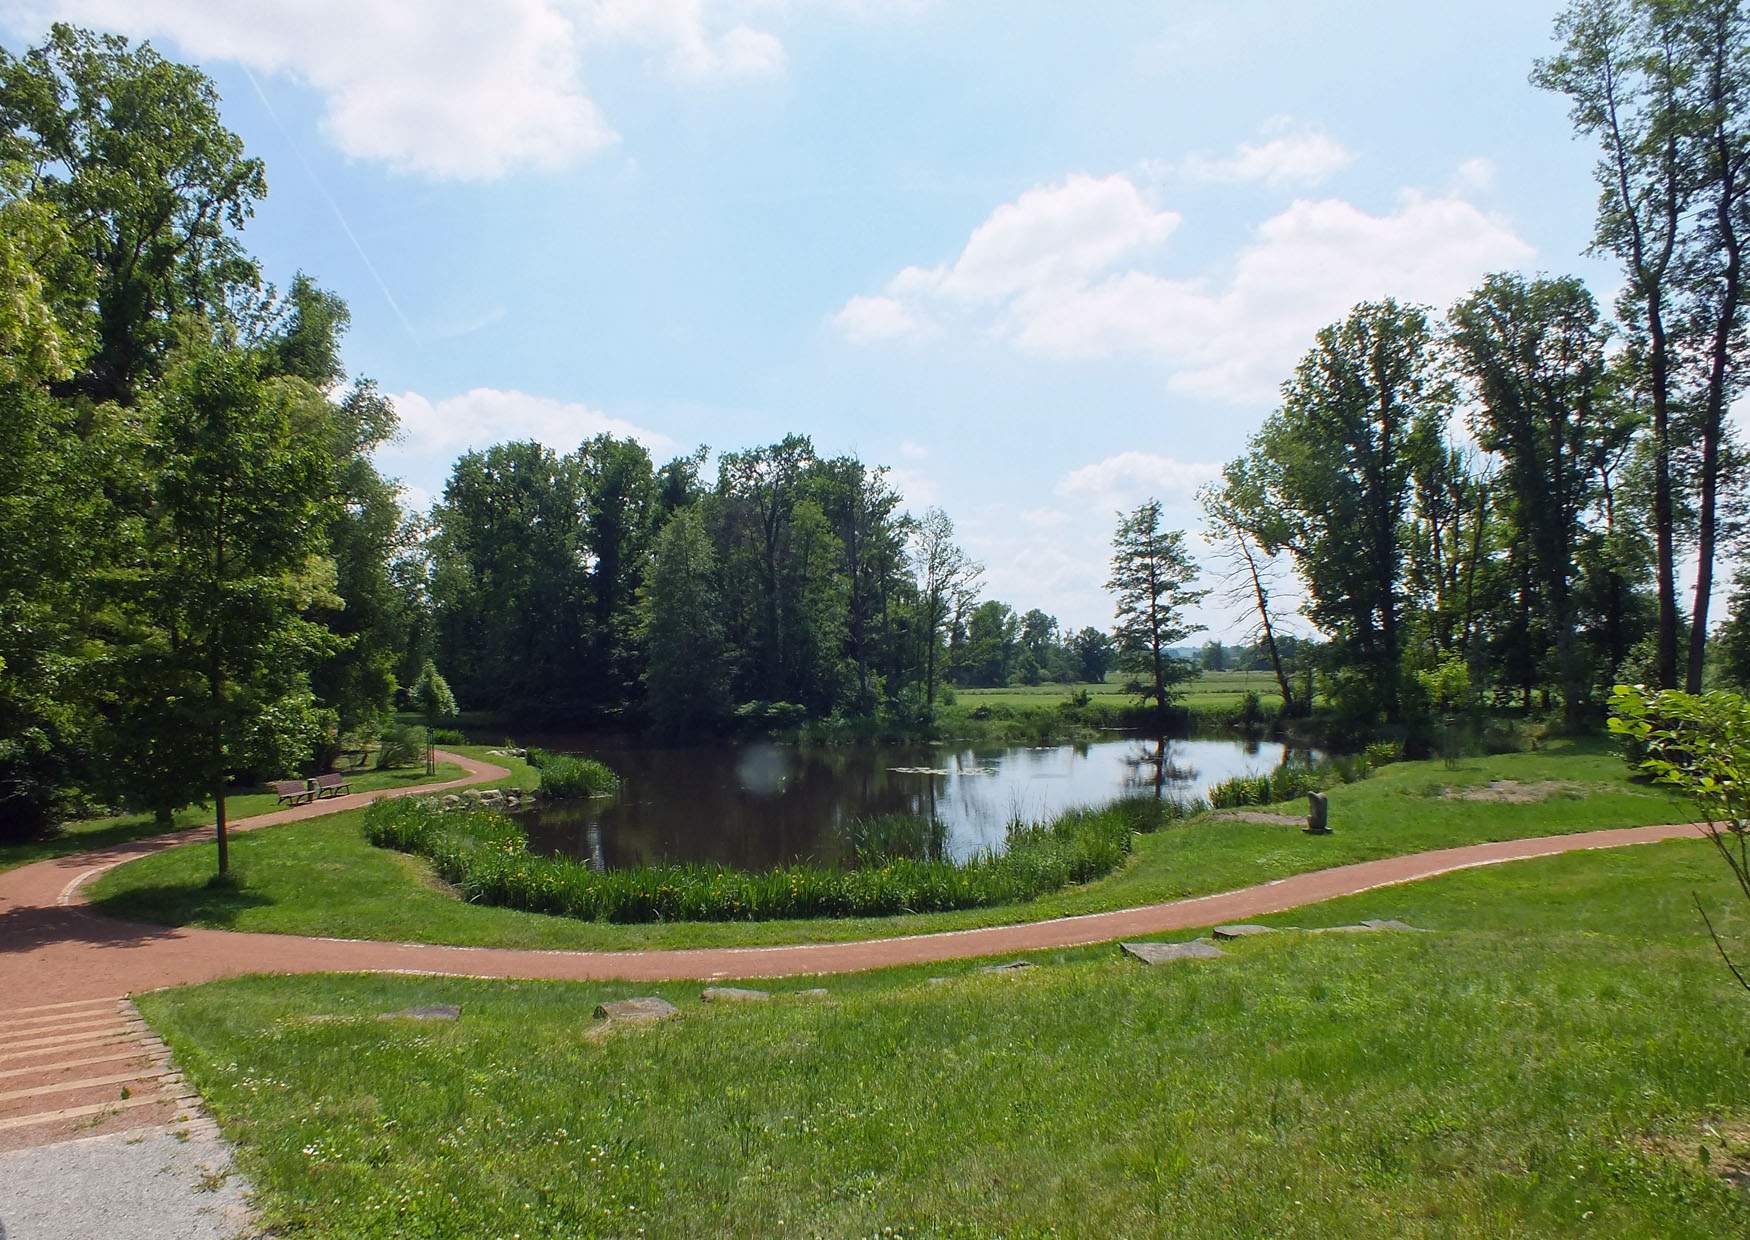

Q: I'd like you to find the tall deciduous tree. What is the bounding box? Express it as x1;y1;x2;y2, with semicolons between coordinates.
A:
115;334;336;873
1536;0;1750;690
1449;273;1611;722
1107;500;1205;730
0;24;267;404
640;506;732;733
912;507;982;709
1250;300;1445;722
1200;470;1300;717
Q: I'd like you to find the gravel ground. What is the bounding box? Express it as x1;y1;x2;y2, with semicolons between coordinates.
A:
0;1126;257;1240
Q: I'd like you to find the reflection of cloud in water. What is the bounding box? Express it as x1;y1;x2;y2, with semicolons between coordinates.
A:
736;743;791;797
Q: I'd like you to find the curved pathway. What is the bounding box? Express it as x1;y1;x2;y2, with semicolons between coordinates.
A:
1;762;1705;1006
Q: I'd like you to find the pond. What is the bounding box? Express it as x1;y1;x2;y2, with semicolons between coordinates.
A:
510;734;1319;871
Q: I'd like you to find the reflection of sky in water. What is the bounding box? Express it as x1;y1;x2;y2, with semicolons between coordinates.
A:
516;736;1316;870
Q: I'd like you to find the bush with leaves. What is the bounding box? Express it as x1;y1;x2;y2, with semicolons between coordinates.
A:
1608;684;1750;996
376;723;424;770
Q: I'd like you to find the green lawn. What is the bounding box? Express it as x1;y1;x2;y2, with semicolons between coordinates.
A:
137;838;1750;1238
86;740;1698;951
0;761;467;874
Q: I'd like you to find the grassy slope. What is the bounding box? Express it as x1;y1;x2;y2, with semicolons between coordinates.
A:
86;740;1696;951
138;838;1750;1238
0;761;466;874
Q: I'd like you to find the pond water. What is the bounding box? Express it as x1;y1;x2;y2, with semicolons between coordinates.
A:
510;734;1318;871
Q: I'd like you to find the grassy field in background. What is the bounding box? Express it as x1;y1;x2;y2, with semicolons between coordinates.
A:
138;838;1750;1238
953;667;1292;714
86;740;1698;951
0;760;466;874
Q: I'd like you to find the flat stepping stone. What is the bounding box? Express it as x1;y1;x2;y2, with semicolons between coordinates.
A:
1310;920;1425;934
1121;939;1226;965
595;997;680;1024
701;986;770;1003
926;976;951;986
1211;924;1276;940
794;988;829;998
978;960;1036;974
377;1004;460;1022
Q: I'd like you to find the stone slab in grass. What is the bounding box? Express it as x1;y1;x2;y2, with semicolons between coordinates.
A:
595;996;680;1024
378;1004;461;1022
979;960;1037;975
1211;924;1278;940
702;986;771;1003
1122;939;1226;965
1310;920;1426;934
795;988;830;998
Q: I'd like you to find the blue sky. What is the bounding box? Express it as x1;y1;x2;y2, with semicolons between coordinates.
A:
8;1;1615;636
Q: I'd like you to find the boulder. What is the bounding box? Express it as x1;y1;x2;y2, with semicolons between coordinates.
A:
1121;940;1226;965
594;996;680;1024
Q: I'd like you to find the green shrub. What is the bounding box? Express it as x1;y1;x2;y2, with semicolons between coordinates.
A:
362;793;1180;924
429;727;469;745
376;723;425;770
524;749;620;799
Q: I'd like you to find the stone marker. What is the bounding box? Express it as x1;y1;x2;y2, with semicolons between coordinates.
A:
1305;790;1331;835
1359;919;1424;931
701;986;771;1003
377;1004;461;1022
926;976;951;986
595;996;680;1024
1121;939;1226;965
795;988;830;998
978;960;1036;974
1211;924;1276;940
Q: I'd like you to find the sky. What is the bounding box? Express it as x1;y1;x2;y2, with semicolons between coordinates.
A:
4;1;1623;639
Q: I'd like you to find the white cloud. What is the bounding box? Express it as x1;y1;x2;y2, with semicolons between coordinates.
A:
837;170;1534;404
899;439;929;460
891;173;1180;304
1176;118;1354;188
832;294;926;342
584;0;784;80
1056;453;1221;507
377;387;674;496
14;0;836;179
1451;156;1498;194
887;465;939;508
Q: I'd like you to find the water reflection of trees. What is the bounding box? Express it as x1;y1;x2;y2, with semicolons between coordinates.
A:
1123;737;1200;800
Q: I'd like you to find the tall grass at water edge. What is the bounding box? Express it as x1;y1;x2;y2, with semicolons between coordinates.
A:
362;793;1202;924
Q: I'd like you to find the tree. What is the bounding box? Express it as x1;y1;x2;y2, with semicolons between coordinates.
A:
640;507;733;733
408;660;457;776
1249;300;1446;721
112;334;336;874
1536;0;1750;689
1449;273;1612;723
1069;626;1116;684
1199;468;1300;717
912;507;982;709
1107;500;1206;729
0;25;267;404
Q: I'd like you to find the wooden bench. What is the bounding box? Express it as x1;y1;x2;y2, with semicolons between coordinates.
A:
314;772;353;799
272;779;316;807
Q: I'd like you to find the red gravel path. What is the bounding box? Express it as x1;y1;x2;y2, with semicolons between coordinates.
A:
0;754;1706;1005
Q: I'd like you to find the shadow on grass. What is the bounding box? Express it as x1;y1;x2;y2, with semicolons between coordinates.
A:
85;876;273;932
